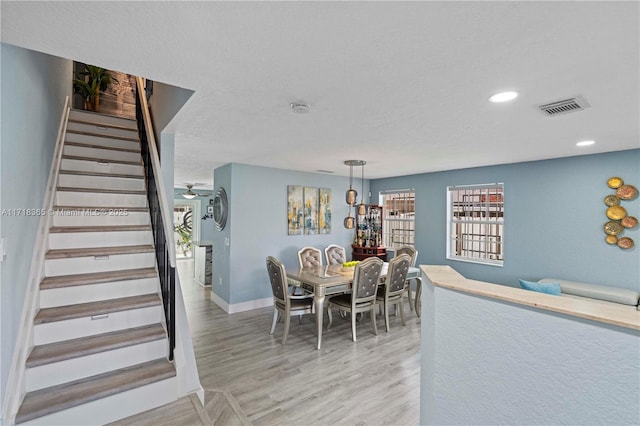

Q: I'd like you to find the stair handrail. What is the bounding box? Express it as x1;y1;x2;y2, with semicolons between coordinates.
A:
2;97;71;424
135;77;176;361
135;77;177;266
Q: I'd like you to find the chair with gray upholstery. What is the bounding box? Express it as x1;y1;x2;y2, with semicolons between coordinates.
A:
298;246;323;268
395;246;419;315
376;254;411;332
324;244;347;265
327;257;383;342
266;256;314;345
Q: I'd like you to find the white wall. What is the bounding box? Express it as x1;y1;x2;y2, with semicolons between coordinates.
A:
0;43;72;412
421;280;640;425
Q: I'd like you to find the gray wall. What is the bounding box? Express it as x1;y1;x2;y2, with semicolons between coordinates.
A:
371;150;640;291
147;81;193;142
0;43;72;409
213;163;367;305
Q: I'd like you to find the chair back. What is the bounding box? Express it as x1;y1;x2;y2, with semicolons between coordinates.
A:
324;244;347;265
266;256;288;304
352;257;384;305
298;247;323;268
385;254;412;296
396;246;417;266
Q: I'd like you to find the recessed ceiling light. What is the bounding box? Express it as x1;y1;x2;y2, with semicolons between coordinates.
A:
576;140;595;147
489;91;518;103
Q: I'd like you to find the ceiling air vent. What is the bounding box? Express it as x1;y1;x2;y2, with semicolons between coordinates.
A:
537;96;590;117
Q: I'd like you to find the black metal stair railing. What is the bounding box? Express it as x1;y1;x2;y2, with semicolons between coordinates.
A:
135;80;176;361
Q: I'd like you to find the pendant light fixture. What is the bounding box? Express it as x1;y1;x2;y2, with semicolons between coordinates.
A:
343;160;366;229
357;161;367;215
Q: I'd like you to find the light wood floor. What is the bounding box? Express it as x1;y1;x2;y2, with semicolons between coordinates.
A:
115;259;421;425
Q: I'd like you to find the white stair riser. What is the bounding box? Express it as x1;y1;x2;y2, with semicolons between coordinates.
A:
40;277;159;308
66;122;139;140
33;306;162;345
21;376;177;426
52;211;149;227
57;174;145;192
61;158;143;176
49;230;153;249
56;191;147;207
45;252;155;277
63;145;141;163
25;340;167;391
66;131;140;151
58;174;145;191
69;110;137;130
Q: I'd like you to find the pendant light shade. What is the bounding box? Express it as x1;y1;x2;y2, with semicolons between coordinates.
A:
344;215;355;229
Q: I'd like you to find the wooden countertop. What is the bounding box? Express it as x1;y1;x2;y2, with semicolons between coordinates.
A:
420;265;640;331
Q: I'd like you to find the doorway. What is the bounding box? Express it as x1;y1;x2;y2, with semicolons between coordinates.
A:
174;200;200;259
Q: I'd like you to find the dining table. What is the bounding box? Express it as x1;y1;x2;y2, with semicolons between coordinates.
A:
286;262;422;349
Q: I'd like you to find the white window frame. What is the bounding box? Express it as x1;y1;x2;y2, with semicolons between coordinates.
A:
446;183;504;267
380;189;415;249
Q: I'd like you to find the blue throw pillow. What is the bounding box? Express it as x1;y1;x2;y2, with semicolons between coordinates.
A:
519;279;561;296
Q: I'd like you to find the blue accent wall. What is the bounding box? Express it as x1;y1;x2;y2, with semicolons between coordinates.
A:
371;150;640;291
213;163;368;305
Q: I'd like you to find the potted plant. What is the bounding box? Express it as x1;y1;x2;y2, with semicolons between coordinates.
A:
73;64;117;112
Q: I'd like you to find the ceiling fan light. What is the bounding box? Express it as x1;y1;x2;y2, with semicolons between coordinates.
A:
182;192;196;199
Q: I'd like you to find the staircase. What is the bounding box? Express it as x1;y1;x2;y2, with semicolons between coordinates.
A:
14;109;177;425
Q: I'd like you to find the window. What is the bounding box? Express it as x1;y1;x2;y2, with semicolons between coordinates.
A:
447;183;504;266
381;190;415;249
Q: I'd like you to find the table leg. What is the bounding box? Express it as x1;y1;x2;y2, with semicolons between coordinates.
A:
314;288;326;349
415;277;422;317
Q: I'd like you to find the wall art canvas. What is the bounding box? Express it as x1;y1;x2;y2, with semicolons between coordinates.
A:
287;185;303;235
319;187;332;234
304;186;319;235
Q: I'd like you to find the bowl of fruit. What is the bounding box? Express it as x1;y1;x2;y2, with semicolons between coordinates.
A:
341;260;360;270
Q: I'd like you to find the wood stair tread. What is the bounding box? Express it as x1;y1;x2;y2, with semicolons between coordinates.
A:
58;169;143;179
26;324;166;367
41;267;157;290
64;141;141;154
61;155;141;166
49;225;151;233
67;118;137;132
70;109;137;123
46;244;154;259
34;293;161;324
66;129;139;143
56;186;146;195
15;358;175;424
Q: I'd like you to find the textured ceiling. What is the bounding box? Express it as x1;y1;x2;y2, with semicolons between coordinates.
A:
2;1;639;187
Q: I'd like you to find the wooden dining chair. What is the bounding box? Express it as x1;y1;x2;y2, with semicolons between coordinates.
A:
266;256;314;345
376;254;411;332
327;257;383;342
324;244;347;265
395;246;419;315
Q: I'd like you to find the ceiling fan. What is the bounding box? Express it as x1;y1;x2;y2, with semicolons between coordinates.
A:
181;183;210;199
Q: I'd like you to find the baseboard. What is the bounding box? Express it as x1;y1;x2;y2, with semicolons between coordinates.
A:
210;292;272;314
